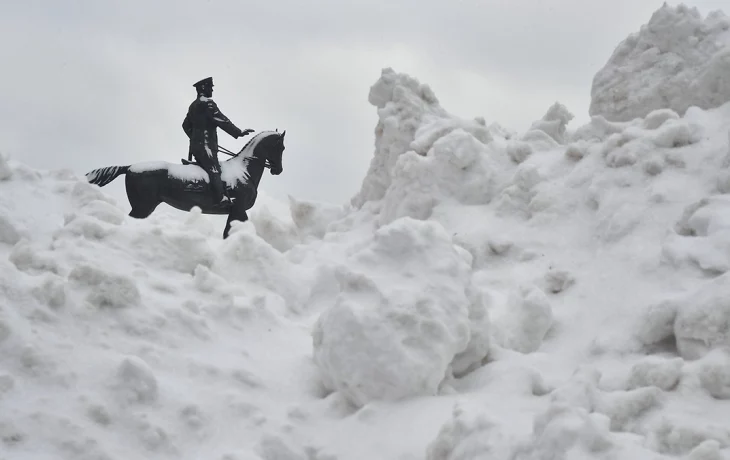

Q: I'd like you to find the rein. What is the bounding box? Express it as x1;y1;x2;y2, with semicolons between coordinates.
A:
219;144;272;169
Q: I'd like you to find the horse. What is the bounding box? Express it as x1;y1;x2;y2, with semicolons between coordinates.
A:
85;130;286;239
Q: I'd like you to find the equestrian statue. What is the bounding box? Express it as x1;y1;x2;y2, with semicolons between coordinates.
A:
85;77;286;239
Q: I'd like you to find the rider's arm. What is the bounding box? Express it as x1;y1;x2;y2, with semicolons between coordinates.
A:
205;100;244;138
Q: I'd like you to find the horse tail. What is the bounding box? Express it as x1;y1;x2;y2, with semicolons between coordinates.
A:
85;165;130;187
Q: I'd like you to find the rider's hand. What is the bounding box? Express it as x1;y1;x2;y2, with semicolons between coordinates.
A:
240;129;254;137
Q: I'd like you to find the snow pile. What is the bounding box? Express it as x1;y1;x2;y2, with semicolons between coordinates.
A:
352;68;506;224
590;3;730;121
5;4;730;458
637;271;730;360
311;217;489;407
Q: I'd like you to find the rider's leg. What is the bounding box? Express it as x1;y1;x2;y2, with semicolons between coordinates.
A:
193;150;228;203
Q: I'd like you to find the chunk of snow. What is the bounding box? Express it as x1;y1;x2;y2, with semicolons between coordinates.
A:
490;285;553;354
312;218;488;407
115;356;159;404
590;4;730;121
626;356;684;391
527;101;574;144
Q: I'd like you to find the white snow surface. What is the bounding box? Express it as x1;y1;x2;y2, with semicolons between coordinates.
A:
590;3;730;122
4;7;730;458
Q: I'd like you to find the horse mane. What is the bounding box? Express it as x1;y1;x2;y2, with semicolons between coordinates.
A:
235;131;280;158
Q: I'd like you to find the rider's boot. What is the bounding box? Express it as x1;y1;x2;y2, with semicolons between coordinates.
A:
210;171;231;204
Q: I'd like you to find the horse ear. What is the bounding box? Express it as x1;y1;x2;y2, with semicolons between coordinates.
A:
281;130;286;139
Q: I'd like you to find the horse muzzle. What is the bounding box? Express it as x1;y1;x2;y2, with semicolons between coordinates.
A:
270;166;283;175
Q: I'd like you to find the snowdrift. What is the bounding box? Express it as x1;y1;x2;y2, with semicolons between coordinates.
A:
3;4;730;459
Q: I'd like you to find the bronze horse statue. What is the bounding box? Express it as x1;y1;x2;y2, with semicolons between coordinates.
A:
85;130;286;238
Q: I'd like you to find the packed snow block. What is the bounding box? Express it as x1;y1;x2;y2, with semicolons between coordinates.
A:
378;129;497;225
30;274;67;309
572;115;632;143
9;239;61;274
664;196;730;273
256;434;308;460
115;356;158;404
425;404;509;460
528;102;575;145
495;164;543;218
519;129;560;152
451;283;491;377
650;118;699;148
626;356;684;391
589;4;730;121
564;141;589;161
645;416;730;456
595;386;664;431
312;218;489;407
543;267;575;294
638;273;730;360
490;285;553;354
68;263;141;309
0;212;21;245
643;109;681;130
512;405;614;459
455;358;552;397
506;140;533;164
409;117;493;156
695;348;730;399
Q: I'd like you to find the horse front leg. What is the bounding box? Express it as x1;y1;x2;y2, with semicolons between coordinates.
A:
223;206;249;239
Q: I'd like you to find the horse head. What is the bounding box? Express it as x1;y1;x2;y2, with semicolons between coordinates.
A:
239;130;286;176
266;130;285;176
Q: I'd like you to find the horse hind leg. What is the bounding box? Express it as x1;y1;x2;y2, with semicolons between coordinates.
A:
126;174;160;219
129;203;158;219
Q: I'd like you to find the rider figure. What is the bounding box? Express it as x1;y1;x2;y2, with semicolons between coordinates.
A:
182;77;253;204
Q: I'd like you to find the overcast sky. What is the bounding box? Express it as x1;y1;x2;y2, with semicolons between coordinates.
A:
0;0;725;209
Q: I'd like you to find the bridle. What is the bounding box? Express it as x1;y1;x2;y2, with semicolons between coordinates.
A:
219;142;279;170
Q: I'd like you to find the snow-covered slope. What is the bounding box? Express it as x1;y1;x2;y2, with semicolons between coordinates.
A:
590;3;730;122
4;4;730;460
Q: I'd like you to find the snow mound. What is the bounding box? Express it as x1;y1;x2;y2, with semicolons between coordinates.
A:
527;102;574;145
590;4;730;121
637;271;730;360
351;68;509;224
663;195;730;274
489;285;553;354
311;217;489;407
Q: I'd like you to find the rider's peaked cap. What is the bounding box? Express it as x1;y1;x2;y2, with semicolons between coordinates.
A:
193;77;213;88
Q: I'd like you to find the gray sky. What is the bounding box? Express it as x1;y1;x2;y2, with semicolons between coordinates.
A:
0;0;725;208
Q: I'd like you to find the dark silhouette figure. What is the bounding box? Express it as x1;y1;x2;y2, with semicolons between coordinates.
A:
182;77;254;203
85;131;286;239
